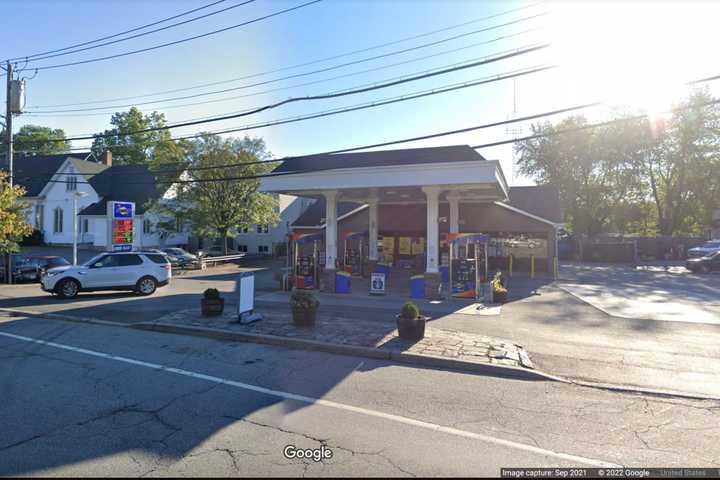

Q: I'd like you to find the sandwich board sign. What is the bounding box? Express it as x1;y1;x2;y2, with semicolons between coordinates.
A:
236;271;262;324
107;201;135;252
370;272;386;295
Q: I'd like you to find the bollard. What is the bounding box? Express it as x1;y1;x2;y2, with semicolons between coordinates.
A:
553;256;558;280
530;255;535;278
508;255;513;277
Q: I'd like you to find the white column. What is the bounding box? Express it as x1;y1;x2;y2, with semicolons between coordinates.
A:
447;191;460;234
324;190;338;270
368;196;379;261
422;186;441;274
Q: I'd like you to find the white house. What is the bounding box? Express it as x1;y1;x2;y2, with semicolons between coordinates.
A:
231;194;313;255
9;150;188;250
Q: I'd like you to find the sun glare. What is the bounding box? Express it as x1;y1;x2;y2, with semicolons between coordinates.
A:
546;0;719;116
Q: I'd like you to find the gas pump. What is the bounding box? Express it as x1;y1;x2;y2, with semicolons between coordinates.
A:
342;231;368;277
292;232;323;289
448;233;489;299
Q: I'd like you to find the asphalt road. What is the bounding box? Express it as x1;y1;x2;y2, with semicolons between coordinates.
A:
1;314;719;476
2;262;720;397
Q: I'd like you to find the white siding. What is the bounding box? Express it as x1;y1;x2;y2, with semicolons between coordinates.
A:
234;194;312;254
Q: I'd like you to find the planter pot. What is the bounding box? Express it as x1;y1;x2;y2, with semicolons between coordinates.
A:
494;290;508;304
292;307;317;327
396;315;427;341
201;298;225;317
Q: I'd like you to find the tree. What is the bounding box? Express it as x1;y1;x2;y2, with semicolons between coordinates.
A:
639;90;720;235
0;124;71;155
0;171;32;253
91;107;191;167
150;134;280;254
515;116;644;235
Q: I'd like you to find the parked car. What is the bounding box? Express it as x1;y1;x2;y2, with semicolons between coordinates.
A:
17;256;71;282
41;251;172;299
686;251;720;274
0;254;28;282
687;240;720;258
161;247;200;268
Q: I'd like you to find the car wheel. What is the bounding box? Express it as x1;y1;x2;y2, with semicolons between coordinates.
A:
136;276;158;296
56;278;80;299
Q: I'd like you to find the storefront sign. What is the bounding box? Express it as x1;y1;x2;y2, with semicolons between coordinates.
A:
107;201;135;252
370;272;386;295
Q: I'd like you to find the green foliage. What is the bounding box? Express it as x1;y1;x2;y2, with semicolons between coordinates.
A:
515;88;720;236
399;301;420;319
90;107;192;166
290;290;319;310
152;134;280;255
0;172;33;253
0;125;71;155
203;288;221;300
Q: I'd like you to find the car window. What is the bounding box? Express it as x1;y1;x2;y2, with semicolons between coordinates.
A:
707;242;720;248
84;254;107;266
117;254;144;267
145;254;170;265
91;255;118;268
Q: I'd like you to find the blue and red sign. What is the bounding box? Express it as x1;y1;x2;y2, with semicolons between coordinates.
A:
113;202;134;219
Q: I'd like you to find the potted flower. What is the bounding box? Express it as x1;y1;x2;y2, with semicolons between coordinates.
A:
396;301;427;341
491;271;508;304
201;288;224;316
290;290;319;327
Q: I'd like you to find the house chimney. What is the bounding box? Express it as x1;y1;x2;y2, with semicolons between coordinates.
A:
100;149;112;167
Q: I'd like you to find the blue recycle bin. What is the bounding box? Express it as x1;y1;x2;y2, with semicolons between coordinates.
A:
410;274;425;299
335;270;352;294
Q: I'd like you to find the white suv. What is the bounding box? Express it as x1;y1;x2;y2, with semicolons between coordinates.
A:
41;251;172;299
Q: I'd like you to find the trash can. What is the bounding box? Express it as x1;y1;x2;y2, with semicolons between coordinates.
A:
410;274;425;299
375;263;391;277
335;270;352;294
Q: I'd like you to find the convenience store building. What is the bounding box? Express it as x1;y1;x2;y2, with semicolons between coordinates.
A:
260;145;563;295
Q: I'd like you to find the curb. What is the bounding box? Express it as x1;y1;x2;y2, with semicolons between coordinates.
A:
130;321;547;381
5;308;720;402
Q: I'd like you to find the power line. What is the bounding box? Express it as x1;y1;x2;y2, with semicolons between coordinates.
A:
27;1;546;109
17;64;559;157
27;11;548;111
15;1;257;64
24;28;541;119
6;0;229;62
27;1;323;72
16;96;720;188
27;43;549;143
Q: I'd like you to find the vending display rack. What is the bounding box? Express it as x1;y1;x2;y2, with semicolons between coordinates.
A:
447;233;489;299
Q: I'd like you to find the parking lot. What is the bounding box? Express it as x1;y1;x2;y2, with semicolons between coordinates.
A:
559;262;720;324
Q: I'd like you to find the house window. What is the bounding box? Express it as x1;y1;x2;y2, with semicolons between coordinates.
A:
53;208;63;233
78;218;89;234
66;176;77;191
35;205;44;230
175;217;183;232
143;219;152;234
239;226;251;234
256;224;269;234
238;245;248;253
258;245;269;254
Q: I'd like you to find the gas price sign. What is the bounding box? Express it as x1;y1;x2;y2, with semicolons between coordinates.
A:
107;201;135;251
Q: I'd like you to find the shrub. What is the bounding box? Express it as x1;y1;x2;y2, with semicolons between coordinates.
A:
399;301;420;319
290;290;319;310
203;288;221;300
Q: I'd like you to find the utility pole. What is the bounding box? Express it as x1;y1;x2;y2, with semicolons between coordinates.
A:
5;61;12;187
3;62;12;284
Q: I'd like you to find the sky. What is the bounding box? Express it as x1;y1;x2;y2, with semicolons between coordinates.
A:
3;0;720;186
